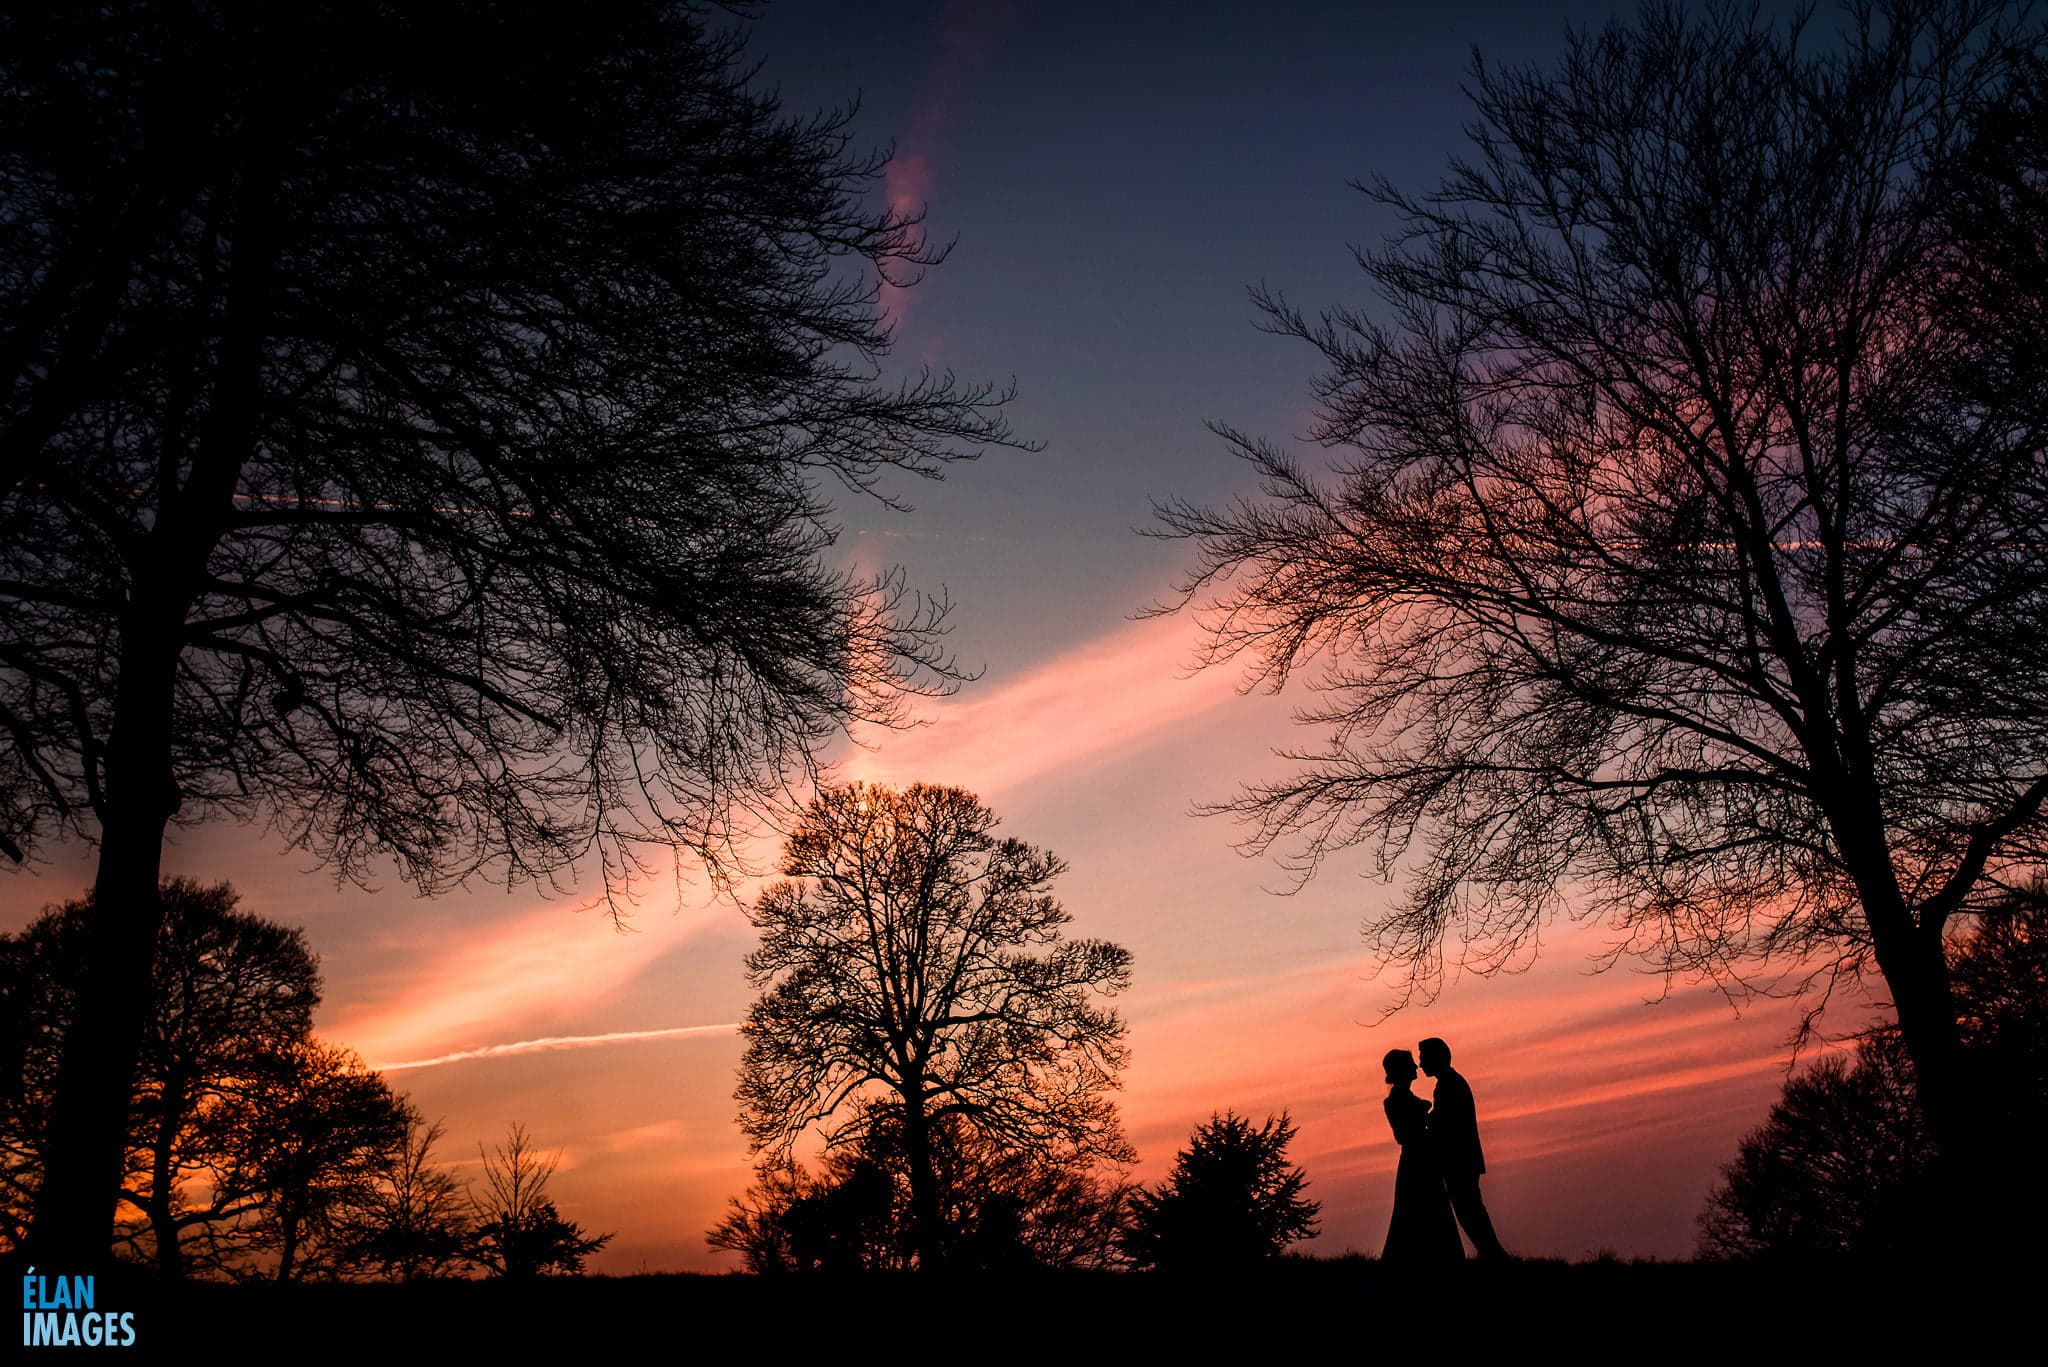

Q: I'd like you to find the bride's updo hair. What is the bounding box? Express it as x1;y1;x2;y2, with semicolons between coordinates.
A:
1382;1048;1416;1084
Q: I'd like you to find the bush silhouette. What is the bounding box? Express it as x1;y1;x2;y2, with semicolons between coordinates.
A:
1121;1111;1319;1271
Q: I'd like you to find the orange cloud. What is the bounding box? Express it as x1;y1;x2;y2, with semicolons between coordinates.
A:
1105;927;1859;1260
329;888;743;1066
343;612;1241;1078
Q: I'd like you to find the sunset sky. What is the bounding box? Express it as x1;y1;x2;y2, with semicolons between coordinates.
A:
0;0;1859;1271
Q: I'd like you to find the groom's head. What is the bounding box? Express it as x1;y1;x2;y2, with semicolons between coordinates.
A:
1418;1037;1451;1076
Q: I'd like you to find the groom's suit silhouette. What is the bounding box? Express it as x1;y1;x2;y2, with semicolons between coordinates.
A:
1420;1037;1510;1262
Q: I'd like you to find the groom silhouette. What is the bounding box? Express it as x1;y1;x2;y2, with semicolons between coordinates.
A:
1419;1037;1511;1262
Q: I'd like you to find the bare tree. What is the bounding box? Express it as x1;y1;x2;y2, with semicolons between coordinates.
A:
336;1113;473;1283
0;1;1023;1258
706;1160;827;1274
735;782;1134;1267
1153;0;2048;1186
468;1122;610;1279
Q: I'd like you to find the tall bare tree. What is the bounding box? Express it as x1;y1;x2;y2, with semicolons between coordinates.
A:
0;0;1021;1258
1153;0;2048;1187
735;782;1134;1267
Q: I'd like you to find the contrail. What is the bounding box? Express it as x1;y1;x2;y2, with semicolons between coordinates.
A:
374;1022;742;1073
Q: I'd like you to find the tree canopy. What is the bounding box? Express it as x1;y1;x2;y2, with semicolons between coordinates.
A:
0;879;321;1270
0;878;471;1282
710;1101;1134;1273
735;781;1133;1266
1153;0;2048;1180
0;0;1019;887
332;1112;472;1283
1;0;1021;1258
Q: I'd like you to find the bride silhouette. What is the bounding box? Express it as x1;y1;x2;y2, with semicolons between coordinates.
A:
1381;1047;1463;1266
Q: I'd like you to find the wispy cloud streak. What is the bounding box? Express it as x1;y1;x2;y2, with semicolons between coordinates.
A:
376;1022;741;1073
328;889;741;1065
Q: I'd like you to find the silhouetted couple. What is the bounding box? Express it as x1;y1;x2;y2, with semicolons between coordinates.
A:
1382;1037;1511;1266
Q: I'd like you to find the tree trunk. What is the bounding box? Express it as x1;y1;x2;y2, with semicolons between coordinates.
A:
276;1204;300;1284
28;143;273;1268
1871;917;1979;1155
149;1075;187;1279
900;1085;943;1270
1834;809;1990;1227
31;620;181;1267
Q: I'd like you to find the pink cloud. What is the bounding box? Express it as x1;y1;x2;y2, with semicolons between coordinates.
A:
875;1;1017;333
844;612;1245;798
1106;935;1866;1259
345;608;1244;1078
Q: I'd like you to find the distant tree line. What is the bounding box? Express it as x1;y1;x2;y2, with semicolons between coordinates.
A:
708;1103;1321;1275
710;1105;1134;1273
0;878;606;1280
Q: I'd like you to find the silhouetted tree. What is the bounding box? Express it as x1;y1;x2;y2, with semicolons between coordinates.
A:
735;782;1134;1267
1697;1033;1930;1261
706;1160;815;1275
1120;1111;1320;1271
1017;1160;1139;1272
334;1113;473;1282
0;0;1022;1259
719;1154;901;1275
0;879;318;1274
1153;0;2048;1192
1699;901;2048;1258
195;1039;410;1282
468;1123;610;1279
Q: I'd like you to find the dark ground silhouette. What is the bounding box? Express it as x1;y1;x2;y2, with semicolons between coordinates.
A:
17;1255;2023;1359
